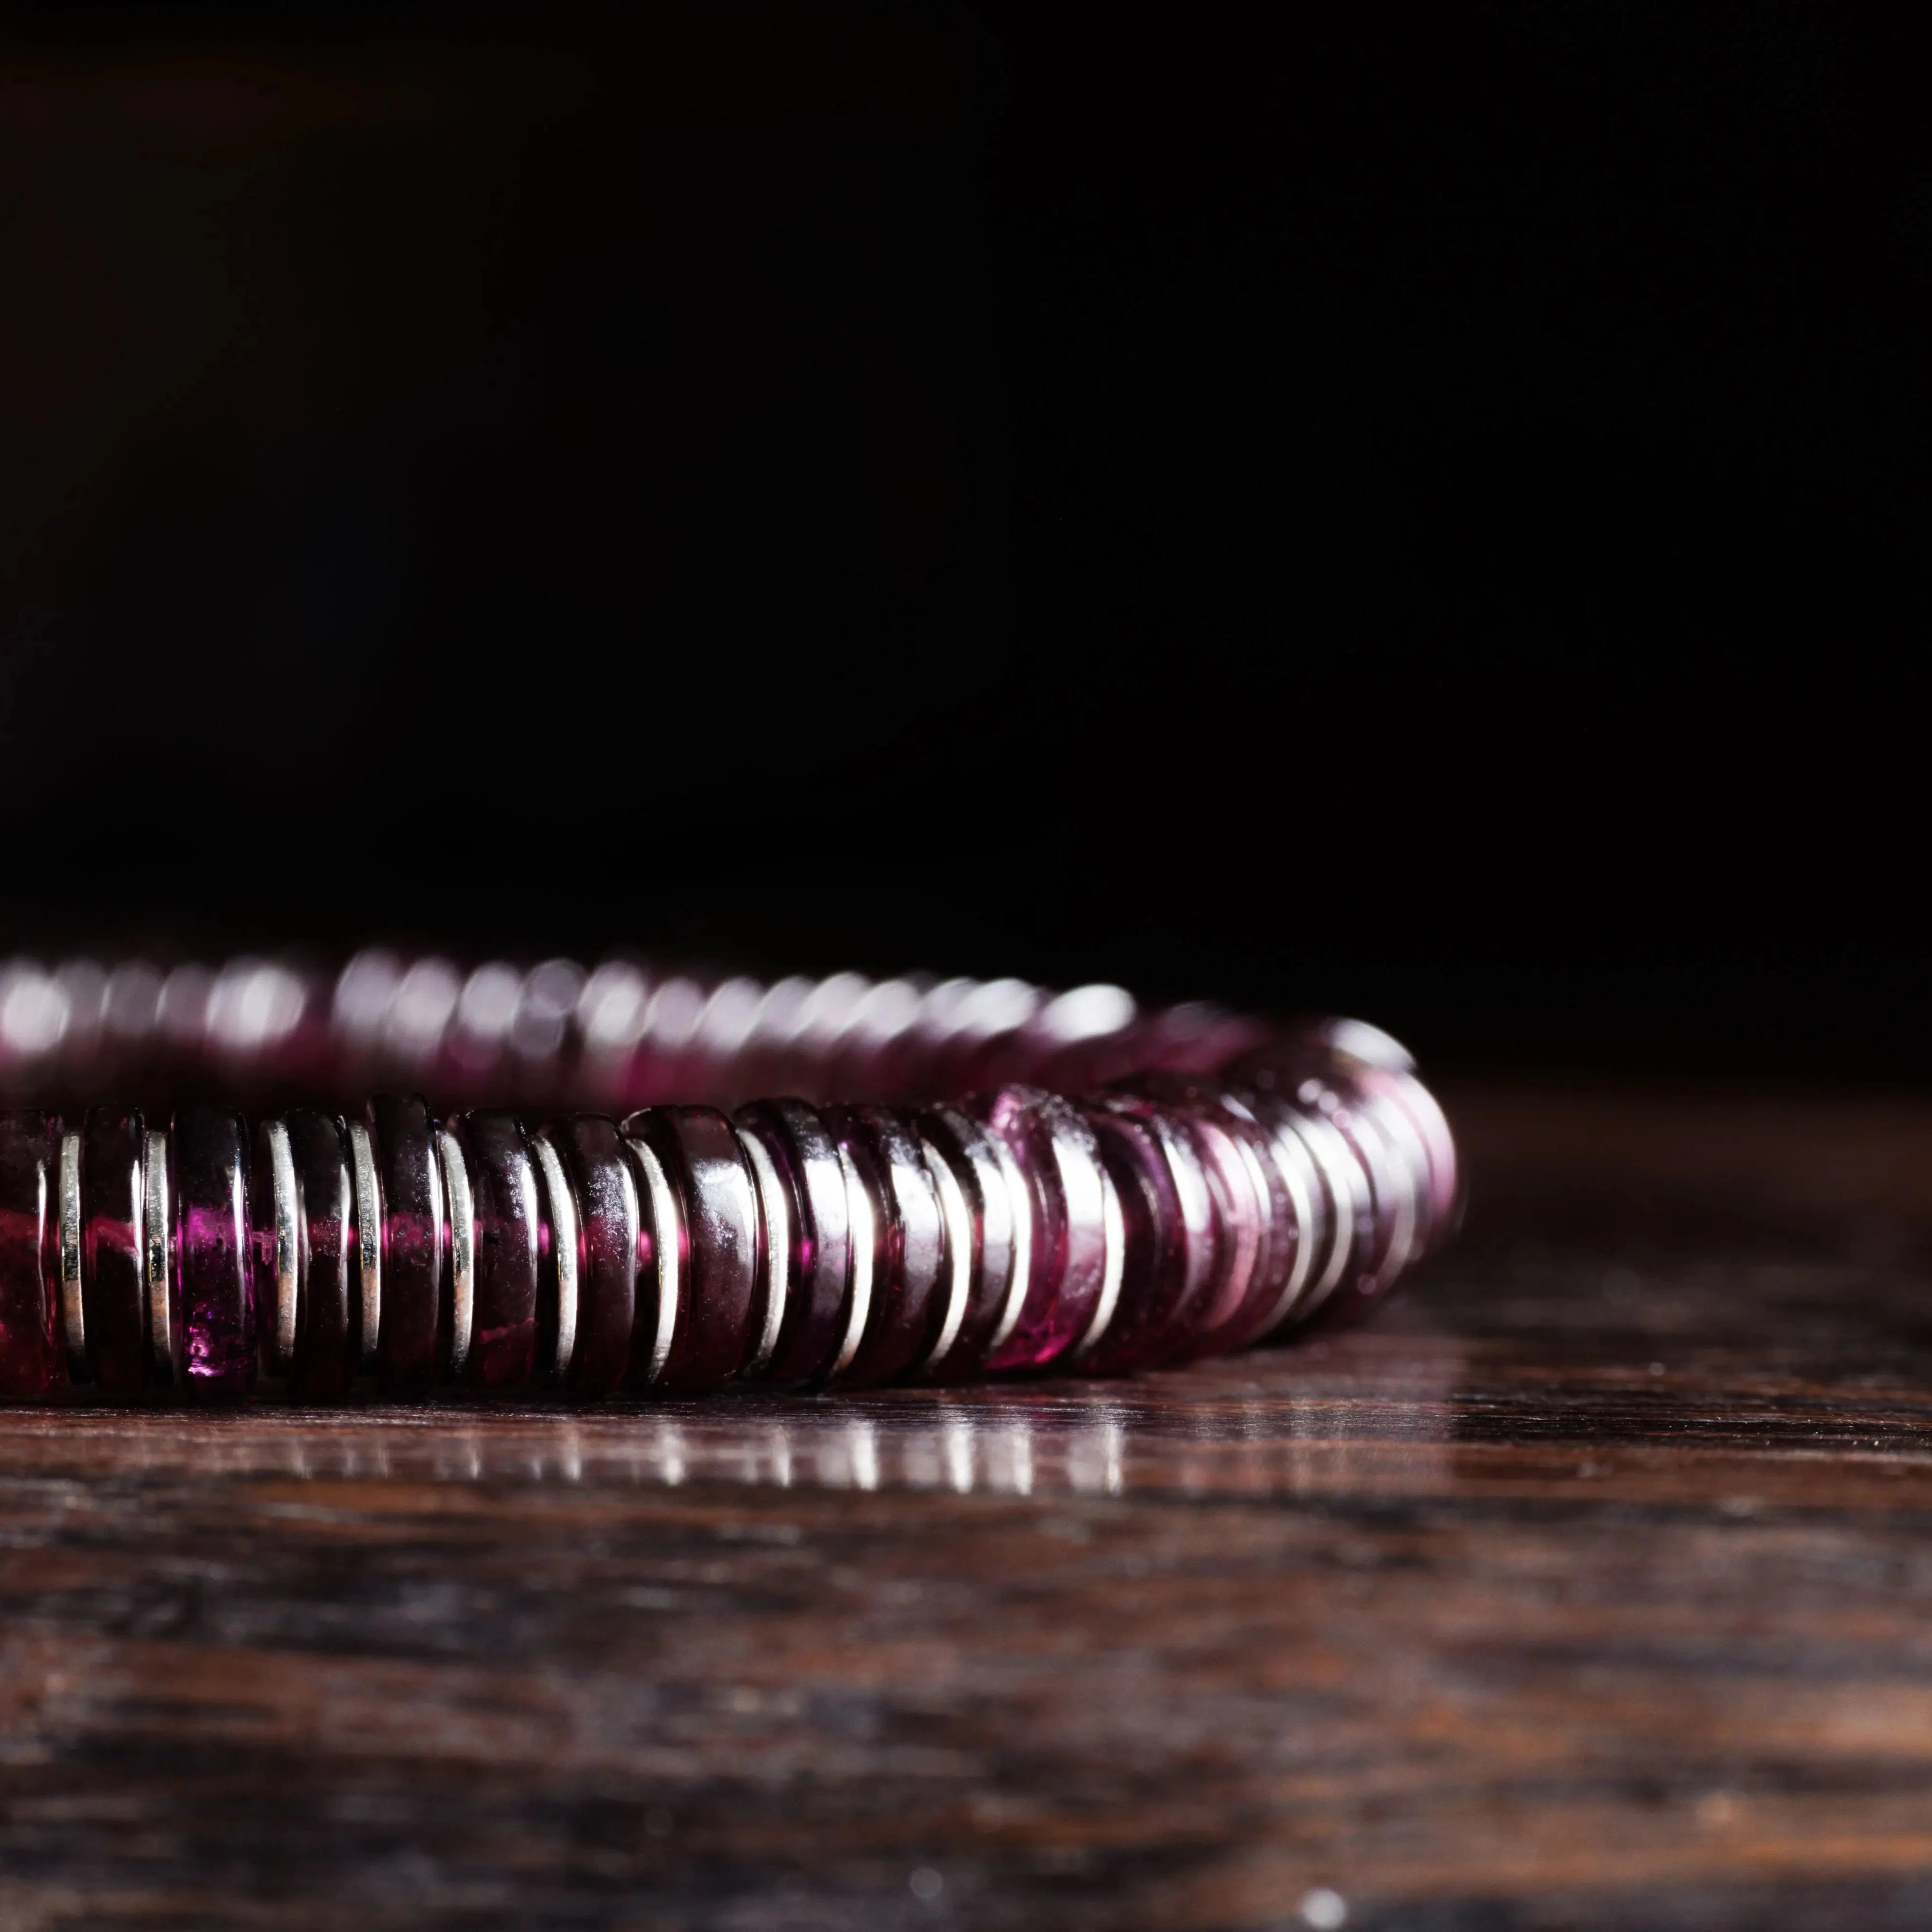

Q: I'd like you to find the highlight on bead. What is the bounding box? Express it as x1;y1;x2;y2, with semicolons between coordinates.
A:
0;953;1456;1403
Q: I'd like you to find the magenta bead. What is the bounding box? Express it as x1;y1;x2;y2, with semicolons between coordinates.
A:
1230;1045;1411;1316
285;1109;354;1398
449;1110;539;1390
1302;1084;1403;1316
911;1104;1021;1380
735;1099;851;1386
1080;1098;1218;1374
1111;1080;1255;1357
1357;1065;1458;1254
171;1106;256;1397
822;1106;946;1388
1353;1087;1427;1278
976;1087;1110;1372
1221;1089;1327;1339
248;1119;285;1386
368;1094;444;1399
1186;1100;1304;1356
1245;1087;1374;1323
622;1106;759;1393
0;1112;62;1400
540;1116;637;1398
82;1108;147;1400
1271;1023;1449;1249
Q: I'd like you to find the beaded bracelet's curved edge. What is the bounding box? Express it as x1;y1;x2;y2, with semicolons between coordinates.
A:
0;1025;1457;1405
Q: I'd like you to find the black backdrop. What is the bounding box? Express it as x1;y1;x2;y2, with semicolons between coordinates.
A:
2;3;1926;1078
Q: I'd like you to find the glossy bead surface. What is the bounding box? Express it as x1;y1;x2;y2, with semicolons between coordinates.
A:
1266;1019;1441;1223
285;1109;354;1399
822;1106;945;1388
82;1108;148;1400
977;1087;1111;1372
448;1110;540;1390
0;968;1453;1399
732;1118;794;1377
1262;1094;1368;1323
542;1116;638;1398
172;1105;256;1397
249;1119;295;1387
1186;1100;1303;1356
1080;1098;1218;1374
1303;1082;1404;1319
911;1105;1020;1380
368;1094;444;1399
0;1112;62;1398
1222;1089;1323;1338
1355;1085;1428;1273
1112;1077;1288;1358
1356;1065;1459;1254
622;1106;759;1393
530;1129;575;1383
734;1099;851;1386
1231;1048;1406;1316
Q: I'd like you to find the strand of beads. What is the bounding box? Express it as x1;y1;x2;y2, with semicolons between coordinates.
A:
0;953;1266;1113
0;1023;1454;1403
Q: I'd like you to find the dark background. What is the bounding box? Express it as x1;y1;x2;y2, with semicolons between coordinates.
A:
2;2;1925;1079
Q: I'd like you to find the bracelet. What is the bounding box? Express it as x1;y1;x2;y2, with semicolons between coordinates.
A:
0;952;1457;1403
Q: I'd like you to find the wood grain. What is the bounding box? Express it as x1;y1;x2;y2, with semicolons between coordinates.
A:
8;1084;1932;1928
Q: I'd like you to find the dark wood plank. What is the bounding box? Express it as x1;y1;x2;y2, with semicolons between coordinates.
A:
8;1085;1932;1928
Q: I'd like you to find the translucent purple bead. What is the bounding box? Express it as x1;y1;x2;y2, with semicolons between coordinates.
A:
367;1094;444;1399
735;1099;851;1386
977;1087;1111;1372
172;1106;256;1397
0;1112;62;1399
541;1116;638;1398
1080;1097;1218;1374
911;1105;1021;1380
1243;1089;1368;1324
82;1108;148;1400
1220;1089;1325;1339
1292;1080;1404;1322
822;1106;946;1388
622;1106;759;1393
285;1109;354;1399
448;1110;539;1390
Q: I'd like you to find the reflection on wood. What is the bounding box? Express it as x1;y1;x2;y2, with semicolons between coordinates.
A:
8;1085;1932;1928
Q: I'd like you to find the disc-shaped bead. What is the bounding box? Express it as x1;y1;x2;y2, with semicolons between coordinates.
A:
81;1108;147;1400
0;1112;62;1399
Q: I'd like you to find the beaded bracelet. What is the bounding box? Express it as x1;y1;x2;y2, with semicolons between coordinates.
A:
0;953;1456;1402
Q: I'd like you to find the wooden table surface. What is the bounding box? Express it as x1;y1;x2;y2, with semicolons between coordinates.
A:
8;1085;1932;1929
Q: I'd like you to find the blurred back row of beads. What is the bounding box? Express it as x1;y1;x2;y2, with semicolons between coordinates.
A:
0;952;1267;1108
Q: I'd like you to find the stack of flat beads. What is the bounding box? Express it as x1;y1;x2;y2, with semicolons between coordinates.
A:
0;958;1455;1402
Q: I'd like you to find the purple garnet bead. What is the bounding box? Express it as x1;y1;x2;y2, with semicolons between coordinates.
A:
284;1110;354;1398
82;1108;148;1400
538;1116;638;1398
367;1094;444;1399
0;1112;62;1399
171;1105;257;1397
1174;1099;1299;1359
1217;1089;1324;1340
733;1099;851;1387
621;1107;759;1393
1079;1097;1218;1375
910;1104;1021;1382
821;1106;946;1388
447;1110;540;1390
976;1087;1111;1372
